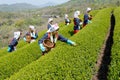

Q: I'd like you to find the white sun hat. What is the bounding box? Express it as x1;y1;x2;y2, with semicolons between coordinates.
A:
87;7;91;12
29;25;35;30
65;14;68;19
48;18;53;23
74;10;80;18
14;31;21;39
47;24;59;33
76;11;80;15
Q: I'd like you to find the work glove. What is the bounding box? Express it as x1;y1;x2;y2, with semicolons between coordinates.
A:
79;22;83;26
7;47;11;52
67;40;76;46
78;26;80;30
14;46;16;51
31;33;37;38
23;37;26;41
39;43;46;52
88;20;92;23
66;23;70;25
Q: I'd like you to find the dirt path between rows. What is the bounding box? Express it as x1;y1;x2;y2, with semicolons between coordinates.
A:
92;11;115;80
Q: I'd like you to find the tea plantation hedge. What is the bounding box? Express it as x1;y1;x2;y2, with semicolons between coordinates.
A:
108;7;120;80
0;11;96;79
0;9;99;80
8;8;112;80
0;10;98;57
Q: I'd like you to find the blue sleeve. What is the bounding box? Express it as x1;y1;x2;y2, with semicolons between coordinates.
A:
47;24;51;29
74;18;80;26
9;38;18;46
58;34;68;42
65;19;70;23
76;18;80;26
84;14;89;20
65;19;67;23
31;32;38;39
38;33;48;44
84;14;89;24
34;32;38;39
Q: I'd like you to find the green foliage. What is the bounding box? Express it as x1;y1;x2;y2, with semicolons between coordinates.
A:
0;32;45;80
14;19;25;27
0;11;44;48
0;9;98;57
0;36;31;58
61;0;118;11
0;12;84;79
0;0;116;49
0;48;7;57
0;3;38;12
108;7;120;80
8;8;112;80
24;18;42;26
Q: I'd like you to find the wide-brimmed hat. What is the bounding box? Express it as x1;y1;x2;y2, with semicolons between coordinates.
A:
65;14;68;18
29;25;35;30
76;11;80;15
87;7;91;12
47;24;59;33
74;10;80;18
14;31;21;39
48;18;53;23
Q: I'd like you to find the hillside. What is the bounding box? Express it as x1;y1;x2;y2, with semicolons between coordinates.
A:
0;0;120;80
0;8;100;80
60;0;120;13
0;3;38;12
0;0;120;48
0;3;119;80
6;8;113;80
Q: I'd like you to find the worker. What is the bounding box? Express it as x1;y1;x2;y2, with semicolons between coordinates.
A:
64;14;71;25
83;7;92;27
73;10;83;34
7;31;22;52
23;25;38;43
38;23;76;55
